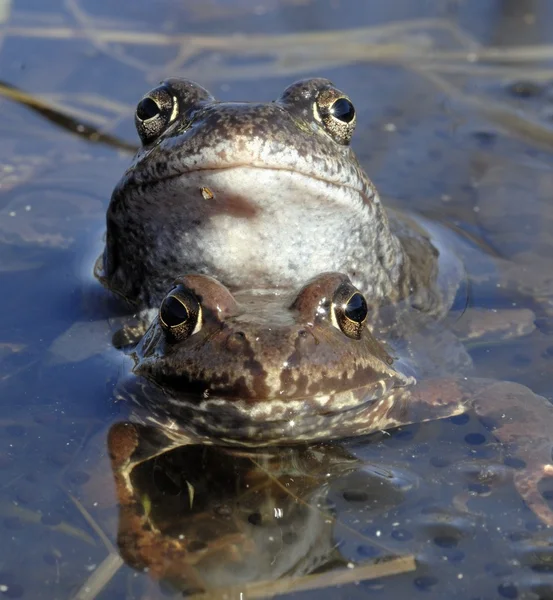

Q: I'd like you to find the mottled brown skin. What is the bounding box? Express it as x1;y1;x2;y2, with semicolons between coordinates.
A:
99;78;455;318
128;273;416;443
134;273;403;402
127;274;536;450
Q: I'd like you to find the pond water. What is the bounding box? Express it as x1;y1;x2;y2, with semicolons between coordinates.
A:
1;0;553;598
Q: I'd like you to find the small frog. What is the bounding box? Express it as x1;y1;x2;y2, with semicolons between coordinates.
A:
128;272;412;445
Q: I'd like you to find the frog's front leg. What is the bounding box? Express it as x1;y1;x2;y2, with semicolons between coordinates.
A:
382;377;474;428
469;380;553;527
385;378;553;526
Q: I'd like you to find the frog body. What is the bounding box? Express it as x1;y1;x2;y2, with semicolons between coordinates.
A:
99;78;461;323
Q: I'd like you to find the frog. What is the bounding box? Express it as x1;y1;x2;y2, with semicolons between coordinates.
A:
97;77;464;324
96;76;539;374
63;270;545;594
128;271;413;444
95;75;551;535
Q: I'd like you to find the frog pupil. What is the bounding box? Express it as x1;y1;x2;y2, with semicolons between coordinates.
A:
137;97;160;121
161;295;189;327
344;293;367;323
331;98;355;123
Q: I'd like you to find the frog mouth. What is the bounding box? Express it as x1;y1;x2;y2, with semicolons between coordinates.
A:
117;374;413;447
118;164;376;209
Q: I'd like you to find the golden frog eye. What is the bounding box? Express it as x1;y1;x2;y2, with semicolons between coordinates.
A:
344;292;368;322
135;85;176;145
315;89;356;145
159;284;202;342
331;284;369;339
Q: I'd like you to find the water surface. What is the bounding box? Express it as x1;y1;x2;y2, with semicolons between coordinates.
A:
1;1;553;598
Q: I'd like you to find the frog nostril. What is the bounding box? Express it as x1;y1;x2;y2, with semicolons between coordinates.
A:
225;331;248;352
296;328;316;349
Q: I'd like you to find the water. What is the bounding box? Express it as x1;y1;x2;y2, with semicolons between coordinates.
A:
1;0;553;597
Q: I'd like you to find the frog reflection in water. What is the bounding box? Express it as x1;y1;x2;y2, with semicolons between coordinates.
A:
126;273;553;527
104;424;370;592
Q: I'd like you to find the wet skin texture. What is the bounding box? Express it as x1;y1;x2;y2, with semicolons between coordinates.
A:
100;78;455;316
126;273;523;450
130;272;414;441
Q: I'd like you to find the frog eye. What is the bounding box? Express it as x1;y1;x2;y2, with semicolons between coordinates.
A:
135;85;177;145
315;89;356;145
331;284;369;339
330;98;355;123
159;284;202;343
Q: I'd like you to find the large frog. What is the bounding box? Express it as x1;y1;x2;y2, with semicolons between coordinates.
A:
98;77;461;320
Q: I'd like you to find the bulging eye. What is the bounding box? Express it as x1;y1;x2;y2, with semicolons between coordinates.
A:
136;97;162;121
135;85;176;145
344;292;368;323
315;88;356;145
159;284;202;342
330;97;355;123
160;295;189;327
331;284;369;339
